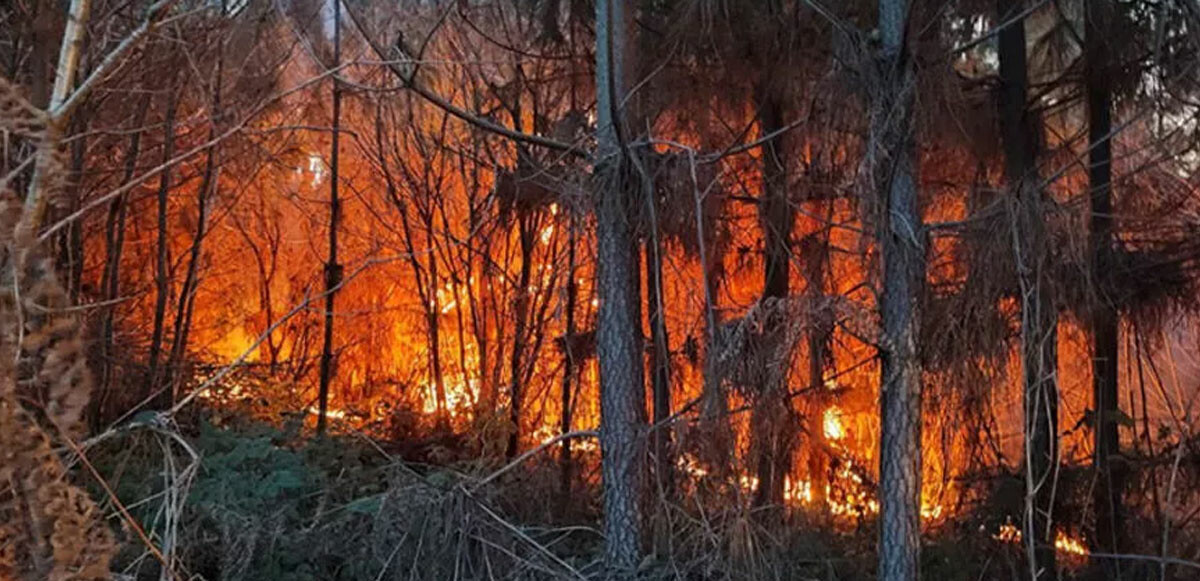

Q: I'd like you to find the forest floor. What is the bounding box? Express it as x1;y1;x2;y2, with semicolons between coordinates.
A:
86;410;1193;580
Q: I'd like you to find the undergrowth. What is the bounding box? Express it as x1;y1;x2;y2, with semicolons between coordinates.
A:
83;415;879;580
73;413;1200;580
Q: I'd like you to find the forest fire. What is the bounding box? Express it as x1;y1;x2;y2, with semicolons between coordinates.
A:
1055;532;1090;558
822;406;846;441
993;522;1089;559
3;0;1200;579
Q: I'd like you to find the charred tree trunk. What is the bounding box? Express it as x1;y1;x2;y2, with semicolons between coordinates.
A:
168;48;223;392
753;89;793;509
595;0;646;571
700;237;725;422
28;0;55;110
146;76;178;407
875;0;925;579
507;83;536;456
997;3;1058;577
316;0;342;436
468;190;493;412
428;248;448;427
508;210;535;458
646;190;673;500
559;212;579;516
59;113;87;303
93;95;149;429
167;140;214;392
1086;0;1124;572
802;231;833;512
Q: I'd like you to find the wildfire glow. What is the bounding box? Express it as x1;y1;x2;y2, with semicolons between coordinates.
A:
993;522;1090;558
306;406;348;421
823;407;846;441
783;477;813;504
420;378;479;417
1055;531;1089;556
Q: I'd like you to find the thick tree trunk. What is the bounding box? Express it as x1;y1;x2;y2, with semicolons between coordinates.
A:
997;3;1058;577
595;0;646;572
1086;0;1124;573
875;1;925;579
316;0;342;436
753;89;792;509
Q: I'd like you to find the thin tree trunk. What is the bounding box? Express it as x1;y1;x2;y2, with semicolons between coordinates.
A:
700;239;724;421
997;3;1058;577
646;191;673;500
372;103;445;426
595;0;646;571
24;0;90;226
146;76;178;406
559;213;578;516
169;48;223;393
802;230;832;513
753;88;792;509
167;140;215;387
875;0;925;579
508;210;535;458
93;94;149;430
316;0;342;436
1086;0;1124;573
468;195;492;411
60;113;87;303
28;0;55;110
428;240;448;427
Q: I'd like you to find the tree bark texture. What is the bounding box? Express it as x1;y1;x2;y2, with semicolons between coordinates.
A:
595;0;646;572
875;1;925;579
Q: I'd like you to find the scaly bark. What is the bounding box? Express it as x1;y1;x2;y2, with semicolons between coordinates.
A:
595;0;646;572
875;0;925;579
